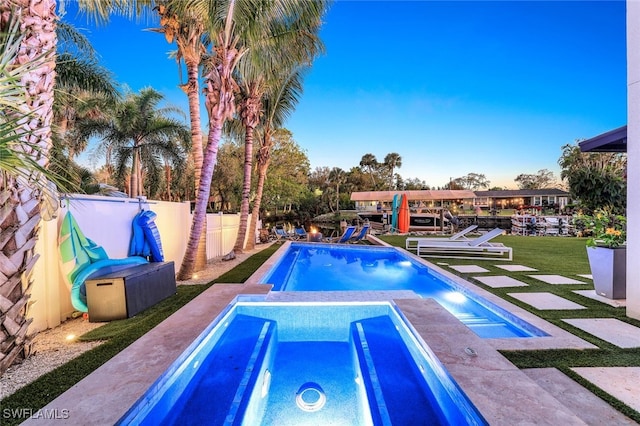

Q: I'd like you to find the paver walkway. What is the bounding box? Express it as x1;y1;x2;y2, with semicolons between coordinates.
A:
508;292;587;310
571;367;640;413
528;274;586;285
573;290;626;307
495;264;537;272
563;318;640;348
473;275;529;288
448;264;490;273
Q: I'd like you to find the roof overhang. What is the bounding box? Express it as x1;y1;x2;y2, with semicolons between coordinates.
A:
579;125;627;152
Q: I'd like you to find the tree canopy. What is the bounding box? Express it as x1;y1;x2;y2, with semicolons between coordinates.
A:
559;143;626;214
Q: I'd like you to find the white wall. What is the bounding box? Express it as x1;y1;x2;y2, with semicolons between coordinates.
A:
28;194;241;333
627;0;640;319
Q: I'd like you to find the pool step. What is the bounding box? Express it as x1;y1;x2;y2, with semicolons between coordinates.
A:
351;316;444;425
161;315;274;425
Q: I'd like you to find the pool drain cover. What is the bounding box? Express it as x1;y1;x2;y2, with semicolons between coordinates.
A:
295;382;326;412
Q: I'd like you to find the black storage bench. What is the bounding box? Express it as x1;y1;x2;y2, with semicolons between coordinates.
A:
85;261;176;322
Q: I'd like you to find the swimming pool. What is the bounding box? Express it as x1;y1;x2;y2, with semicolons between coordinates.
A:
259;243;547;339
118;301;488;425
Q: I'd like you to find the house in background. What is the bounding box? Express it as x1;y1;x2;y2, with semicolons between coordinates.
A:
474;189;570;213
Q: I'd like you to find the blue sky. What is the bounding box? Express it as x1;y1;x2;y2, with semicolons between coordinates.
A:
65;1;627;189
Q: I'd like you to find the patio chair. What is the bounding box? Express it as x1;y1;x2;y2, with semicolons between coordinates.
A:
272;225;294;241
348;223;371;244
325;225;357;243
405;225;478;251
293;226;308;240
416;228;512;261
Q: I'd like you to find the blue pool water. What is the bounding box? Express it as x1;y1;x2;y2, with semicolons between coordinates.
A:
260;243;547;339
119;301;488;425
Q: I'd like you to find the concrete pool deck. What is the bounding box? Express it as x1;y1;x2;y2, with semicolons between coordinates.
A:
24;241;638;424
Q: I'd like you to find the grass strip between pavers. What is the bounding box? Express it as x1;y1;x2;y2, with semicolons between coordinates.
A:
0;244;280;426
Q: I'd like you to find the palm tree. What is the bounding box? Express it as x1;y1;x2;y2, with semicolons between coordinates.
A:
232;75;265;253
245;67;306;251
0;1;60;376
79;88;190;198
175;0;329;279
0;0;152;376
51;21;120;191
359;153;378;189
153;2;205;197
232;6;325;253
384;152;402;190
328;167;346;212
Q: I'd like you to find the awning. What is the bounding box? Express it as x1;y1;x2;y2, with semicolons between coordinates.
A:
579;125;627;152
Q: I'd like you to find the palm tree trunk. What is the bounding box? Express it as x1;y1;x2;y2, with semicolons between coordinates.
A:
234;86;262;253
183;60;203;196
0;0;56;376
130;148;139;198
246;145;271;251
233;125;255;253
182;53;207;271
177;116;223;280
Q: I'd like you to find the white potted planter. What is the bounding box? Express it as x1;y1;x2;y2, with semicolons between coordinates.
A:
586;246;627;299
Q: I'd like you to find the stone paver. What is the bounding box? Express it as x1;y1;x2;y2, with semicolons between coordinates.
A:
473;275;529;288
508;292;587;310
572;367;640;413
563;318;640;348
528;275;586;285
495;264;537;272
573;290;626;308
449;264;490;273
524;368;636;425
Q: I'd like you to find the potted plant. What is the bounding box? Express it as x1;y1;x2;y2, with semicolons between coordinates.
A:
579;208;627;299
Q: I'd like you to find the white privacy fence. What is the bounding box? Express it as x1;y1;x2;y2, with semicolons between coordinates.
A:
30;194;244;333
205;212;253;259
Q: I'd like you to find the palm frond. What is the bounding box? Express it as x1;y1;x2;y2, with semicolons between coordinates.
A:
56;20;98;60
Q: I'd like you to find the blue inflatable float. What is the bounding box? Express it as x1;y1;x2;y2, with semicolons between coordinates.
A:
129;210;165;262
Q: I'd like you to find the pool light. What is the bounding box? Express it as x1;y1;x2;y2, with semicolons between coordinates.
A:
295;382;326;412
444;291;468;304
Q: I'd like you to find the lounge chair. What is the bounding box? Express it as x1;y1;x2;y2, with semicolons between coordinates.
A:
293;226;308;240
405;225;478;251
416;228;512;261
349;223;370;244
273;226;294;241
325;225;357;243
